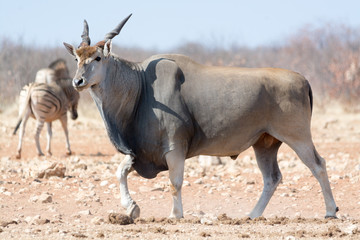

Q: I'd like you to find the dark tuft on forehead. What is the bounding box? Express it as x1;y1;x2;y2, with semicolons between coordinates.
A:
76;46;97;61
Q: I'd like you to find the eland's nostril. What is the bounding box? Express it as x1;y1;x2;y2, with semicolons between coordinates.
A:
73;78;84;87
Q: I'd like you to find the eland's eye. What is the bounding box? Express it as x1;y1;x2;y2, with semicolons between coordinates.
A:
95;56;101;62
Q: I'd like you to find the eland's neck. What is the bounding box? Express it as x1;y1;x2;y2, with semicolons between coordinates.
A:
89;56;143;155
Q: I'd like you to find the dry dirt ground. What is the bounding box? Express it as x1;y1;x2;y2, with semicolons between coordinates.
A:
0;103;359;239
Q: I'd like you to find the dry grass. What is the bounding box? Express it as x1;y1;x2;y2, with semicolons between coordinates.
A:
2;23;360;112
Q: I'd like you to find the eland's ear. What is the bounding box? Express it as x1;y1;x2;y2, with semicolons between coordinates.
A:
63;42;76;56
103;40;112;57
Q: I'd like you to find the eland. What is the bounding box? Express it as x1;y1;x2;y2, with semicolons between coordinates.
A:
63;14;338;219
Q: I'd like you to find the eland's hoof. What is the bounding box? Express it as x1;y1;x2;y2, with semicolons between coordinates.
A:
127;203;140;219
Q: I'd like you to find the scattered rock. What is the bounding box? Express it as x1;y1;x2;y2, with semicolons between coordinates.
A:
91;216;105;225
24;215;49;225
199;155;222;168
342;224;359;235
39;193;52;203
108;213;133;225
200;231;211;237
0;220;17;227
29;195;39;203
71;232;87;238
37;163;66;178
78;209;92;216
100;180;108;187
74;163;88;170
194;178;203;184
96;232;105;238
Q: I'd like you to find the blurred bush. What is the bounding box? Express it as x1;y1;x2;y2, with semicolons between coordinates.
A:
1;23;360;111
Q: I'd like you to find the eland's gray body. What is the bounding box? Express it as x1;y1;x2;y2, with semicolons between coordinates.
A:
64;14;338;220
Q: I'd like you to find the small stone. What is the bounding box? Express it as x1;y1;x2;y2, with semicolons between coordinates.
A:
3;191;12;196
108;183;117;189
37;163;66;178
35;218;50;225
342;224;358;235
194;178;203;184
29;195;39;203
200;217;213;225
39;193;52;203
183;180;191;186
71;232;87;238
91;216;105;225
0;220;17;227
100;180;108;187
78;209;92;215
75;163;88;170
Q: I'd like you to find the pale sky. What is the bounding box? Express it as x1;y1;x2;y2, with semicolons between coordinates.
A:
1;0;360;50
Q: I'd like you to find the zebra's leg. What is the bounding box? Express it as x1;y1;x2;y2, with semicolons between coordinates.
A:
16;110;31;159
34;118;45;156
46;122;52;156
59;115;71;155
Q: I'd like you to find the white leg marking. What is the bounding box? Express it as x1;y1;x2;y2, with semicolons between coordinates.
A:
116;154;140;219
166;149;185;219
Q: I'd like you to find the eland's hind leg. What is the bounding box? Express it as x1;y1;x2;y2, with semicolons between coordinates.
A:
166;147;186;219
288;141;338;218
249;133;282;219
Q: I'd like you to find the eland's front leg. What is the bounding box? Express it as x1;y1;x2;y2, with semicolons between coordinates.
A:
165;148;185;219
116;154;140;219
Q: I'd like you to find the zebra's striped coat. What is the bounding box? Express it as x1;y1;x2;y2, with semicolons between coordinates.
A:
14;78;79;159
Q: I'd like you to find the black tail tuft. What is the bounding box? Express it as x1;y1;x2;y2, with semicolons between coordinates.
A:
308;81;313;114
13;119;22;135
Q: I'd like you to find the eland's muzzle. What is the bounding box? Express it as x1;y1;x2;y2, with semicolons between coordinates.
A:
73;78;87;90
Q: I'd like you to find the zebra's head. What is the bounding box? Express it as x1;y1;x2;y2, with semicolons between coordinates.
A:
60;79;80;120
63;14;132;92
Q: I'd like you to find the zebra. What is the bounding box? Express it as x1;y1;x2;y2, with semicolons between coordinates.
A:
13;68;80;159
35;58;70;84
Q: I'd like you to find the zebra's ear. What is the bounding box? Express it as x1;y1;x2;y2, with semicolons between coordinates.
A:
63;42;76;56
103;40;112;57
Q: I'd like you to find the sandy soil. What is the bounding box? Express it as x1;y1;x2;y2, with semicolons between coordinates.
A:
0;104;359;239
